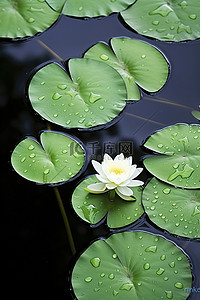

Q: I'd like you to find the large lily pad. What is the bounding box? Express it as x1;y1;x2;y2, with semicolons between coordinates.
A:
0;0;59;39
60;0;136;18
84;37;169;100
143;124;200;188
121;0;200;42
72;231;192;299
11;131;86;184
71;175;144;228
143;177;200;238
28;59;127;129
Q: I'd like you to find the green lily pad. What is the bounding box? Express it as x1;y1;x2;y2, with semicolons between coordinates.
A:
0;0;59;39
71;175;144;228
28;59;127;129
84;37;169;100
72;231;192;299
45;0;65;12
143;124;200;188
11;131;85;184
60;0;136;18
121;0;200;42
143;177;200;238
192;110;200;120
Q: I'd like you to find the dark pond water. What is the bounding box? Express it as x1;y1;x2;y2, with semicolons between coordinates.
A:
1;13;200;300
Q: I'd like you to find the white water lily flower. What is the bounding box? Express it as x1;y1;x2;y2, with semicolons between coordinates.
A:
86;153;144;200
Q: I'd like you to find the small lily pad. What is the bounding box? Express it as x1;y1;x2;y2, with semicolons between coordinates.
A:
28;59;126;129
72;231;192;299
71;175;144;228
143;177;200;238
192;110;200;121
61;0;136;17
143;124;200;188
121;0;200;42
11;131;86;184
84;37;169;100
0;0;59;39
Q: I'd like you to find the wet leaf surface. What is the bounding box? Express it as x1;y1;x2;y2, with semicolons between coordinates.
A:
143;177;200;238
11;131;85;184
72;231;192;299
121;0;200;41
143;124;200;188
72;175;144;228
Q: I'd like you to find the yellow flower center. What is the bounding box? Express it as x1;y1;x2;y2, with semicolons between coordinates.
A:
109;167;125;175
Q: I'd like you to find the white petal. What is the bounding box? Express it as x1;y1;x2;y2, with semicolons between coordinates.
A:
87;183;106;192
106;183;117;189
130;167;143;180
103;153;112;161
96;174;110;183
117;186;133;196
127;156;132;165
114;153;124;161
116;189;136;201
92;160;104;176
127;180;144;187
128;164;137;177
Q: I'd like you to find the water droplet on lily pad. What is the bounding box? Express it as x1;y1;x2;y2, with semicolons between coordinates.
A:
145;245;157;253
120;282;134;291
90;257;101;268
43;169;50;175
84;276;92;283
165;290;173;299
28;145;35;150
88;92;101;103
174;282;183;289
27;17;35;23
144;263;150;270
156;268;165;275
149;4;173;17
52;92;62;100
100;54;109;61
108;273;115;279
162;188;171;194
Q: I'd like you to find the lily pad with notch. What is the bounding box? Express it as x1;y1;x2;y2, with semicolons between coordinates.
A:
71;175;144;228
11;131;86;184
71;231;192;299
50;0;136;18
143;177;200;239
121;0;200;42
0;0;60;39
28;59;127;129
84;37;169;100
143;123;200;188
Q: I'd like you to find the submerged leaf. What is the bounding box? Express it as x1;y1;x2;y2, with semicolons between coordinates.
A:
143;177;200;238
143;124;200;188
121;0;200;42
0;0;59;39
72;231;192;299
28;59;127;129
84;38;169;100
61;0;136;17
72;175;144;228
11;131;85;184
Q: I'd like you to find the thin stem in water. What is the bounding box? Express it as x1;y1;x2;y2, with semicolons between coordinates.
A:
54;187;76;256
109;189;116;201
